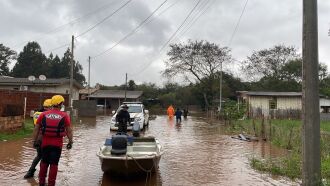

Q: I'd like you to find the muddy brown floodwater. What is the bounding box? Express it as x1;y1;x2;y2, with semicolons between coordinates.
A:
0;115;299;186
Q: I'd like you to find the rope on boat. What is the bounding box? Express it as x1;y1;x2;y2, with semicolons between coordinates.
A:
126;154;158;186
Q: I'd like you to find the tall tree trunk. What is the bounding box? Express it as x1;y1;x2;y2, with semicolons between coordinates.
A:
203;92;209;112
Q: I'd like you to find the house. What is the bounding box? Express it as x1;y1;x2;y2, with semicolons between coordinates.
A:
79;84;100;100
0;77;83;101
88;90;143;110
237;91;330;118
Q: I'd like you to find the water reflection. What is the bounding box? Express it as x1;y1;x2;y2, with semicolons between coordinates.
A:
0;115;297;186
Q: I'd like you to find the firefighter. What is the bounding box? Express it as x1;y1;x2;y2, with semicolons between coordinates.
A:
32;95;73;186
24;99;52;179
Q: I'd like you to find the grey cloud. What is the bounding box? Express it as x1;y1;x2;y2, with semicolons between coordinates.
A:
1;0;330;86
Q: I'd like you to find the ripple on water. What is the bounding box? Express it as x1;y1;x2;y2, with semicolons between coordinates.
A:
0;115;299;186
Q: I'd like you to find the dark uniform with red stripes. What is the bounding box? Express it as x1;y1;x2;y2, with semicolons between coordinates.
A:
36;109;71;186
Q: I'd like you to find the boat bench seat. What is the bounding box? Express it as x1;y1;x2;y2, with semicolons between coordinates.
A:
131;146;157;152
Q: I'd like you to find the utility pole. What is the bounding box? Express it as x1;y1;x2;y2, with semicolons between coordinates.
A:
69;35;74;108
219;61;223;113
88;56;91;100
124;73;127;101
302;0;320;185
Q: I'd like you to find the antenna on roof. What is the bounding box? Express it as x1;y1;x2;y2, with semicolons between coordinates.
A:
39;75;47;81
28;75;36;81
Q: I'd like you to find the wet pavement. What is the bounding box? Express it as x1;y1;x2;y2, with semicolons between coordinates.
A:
0;115;298;186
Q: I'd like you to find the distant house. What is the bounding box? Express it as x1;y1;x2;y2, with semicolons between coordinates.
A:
237;91;330;118
88;90;143;110
79;87;99;100
0;77;83;100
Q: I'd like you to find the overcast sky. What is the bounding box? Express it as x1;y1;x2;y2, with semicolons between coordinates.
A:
1;0;330;87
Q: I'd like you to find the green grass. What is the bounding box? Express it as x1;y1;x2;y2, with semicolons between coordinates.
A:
0;118;34;141
229;118;330;183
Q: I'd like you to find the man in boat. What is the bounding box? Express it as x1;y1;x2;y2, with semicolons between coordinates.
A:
175;108;183;124
32;95;73;186
24;99;52;179
167;105;175;118
116;104;130;134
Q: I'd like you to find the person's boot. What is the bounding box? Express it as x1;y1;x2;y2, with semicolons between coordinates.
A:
24;168;36;179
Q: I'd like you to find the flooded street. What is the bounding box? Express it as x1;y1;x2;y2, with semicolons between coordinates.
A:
0;115;298;186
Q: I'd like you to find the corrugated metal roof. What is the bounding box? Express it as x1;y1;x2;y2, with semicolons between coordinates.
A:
88;90;143;99
237;91;302;96
237;91;327;98
0;77;83;88
79;88;99;94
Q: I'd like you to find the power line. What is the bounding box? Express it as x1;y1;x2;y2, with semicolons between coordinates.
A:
131;0;202;76
143;0;181;26
45;0;132;55
13;1;120;48
45;43;70;54
227;0;249;47
92;0;169;59
175;0;214;41
76;0;132;38
159;0;201;51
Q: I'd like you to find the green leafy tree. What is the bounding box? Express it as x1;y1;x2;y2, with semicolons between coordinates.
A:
50;48;85;85
0;44;16;76
242;45;299;81
11;41;47;77
48;54;61;78
163;40;232;110
128;80;136;90
73;61;85;85
136;83;159;99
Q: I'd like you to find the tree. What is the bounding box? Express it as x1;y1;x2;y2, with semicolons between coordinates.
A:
11;42;47;77
128;80;136;90
48;54;61;78
163;40;232;109
242;45;299;81
0;44;16;76
50;48;85;85
74;61;85;86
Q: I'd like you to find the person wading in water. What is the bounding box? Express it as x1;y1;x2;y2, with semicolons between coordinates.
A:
24;99;52;179
32;95;73;186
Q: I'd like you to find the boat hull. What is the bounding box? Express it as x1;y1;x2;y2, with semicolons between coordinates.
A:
99;156;161;174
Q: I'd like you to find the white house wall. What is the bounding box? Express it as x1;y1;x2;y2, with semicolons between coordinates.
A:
320;98;330;107
29;84;79;100
249;96;301;116
277;97;301;110
0;84;79;100
249;96;270;116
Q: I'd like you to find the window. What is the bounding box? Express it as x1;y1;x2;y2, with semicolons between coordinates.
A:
269;97;277;109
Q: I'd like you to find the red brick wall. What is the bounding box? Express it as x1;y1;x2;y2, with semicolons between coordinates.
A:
0;90;69;116
0;116;24;132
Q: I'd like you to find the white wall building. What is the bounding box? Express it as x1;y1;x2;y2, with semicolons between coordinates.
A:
0;77;83;100
237;91;330;118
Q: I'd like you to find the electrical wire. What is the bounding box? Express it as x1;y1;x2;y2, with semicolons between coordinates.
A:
13;1;120;48
227;0;249;47
175;0;214;41
45;0;132;55
45;43;70;54
130;0;202;77
159;0;201;52
76;0;132;38
92;0;169;59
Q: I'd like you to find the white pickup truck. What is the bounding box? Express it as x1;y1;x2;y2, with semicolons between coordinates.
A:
110;102;149;131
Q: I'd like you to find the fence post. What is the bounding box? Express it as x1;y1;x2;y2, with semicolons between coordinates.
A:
269;118;272;141
261;116;265;141
252;119;256;136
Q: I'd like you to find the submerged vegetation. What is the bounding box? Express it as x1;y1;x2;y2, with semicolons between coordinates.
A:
228;119;330;183
0;118;34;141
